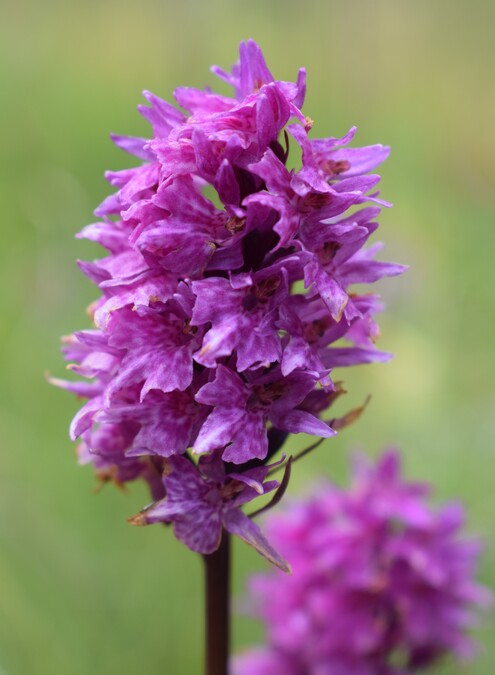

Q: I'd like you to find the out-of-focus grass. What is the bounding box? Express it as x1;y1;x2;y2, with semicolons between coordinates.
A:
0;1;493;673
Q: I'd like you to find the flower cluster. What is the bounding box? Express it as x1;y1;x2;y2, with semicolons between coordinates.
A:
234;452;491;674
53;40;403;561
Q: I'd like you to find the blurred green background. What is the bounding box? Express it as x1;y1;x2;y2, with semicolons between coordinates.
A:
1;0;494;672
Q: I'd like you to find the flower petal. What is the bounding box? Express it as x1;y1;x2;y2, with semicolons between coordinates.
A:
223;508;291;573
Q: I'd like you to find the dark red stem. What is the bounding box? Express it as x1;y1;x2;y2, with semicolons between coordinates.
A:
203;531;230;675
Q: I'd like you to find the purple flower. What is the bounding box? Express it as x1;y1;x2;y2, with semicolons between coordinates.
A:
193;365;334;464
191;254;308;371
53;40;403;556
234;452;491;674
129;451;290;572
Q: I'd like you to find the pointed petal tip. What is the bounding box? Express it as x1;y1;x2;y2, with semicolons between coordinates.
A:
265;549;292;575
128;513;149;527
259;547;292;575
45;370;56;385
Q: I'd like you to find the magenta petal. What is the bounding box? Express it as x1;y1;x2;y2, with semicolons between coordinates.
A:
141;345;193;397
110;134;155;161
125;393;199;458
174;508;223;554
215;158;241;206
139;499;194;523
193;321;241;368
174;86;234;115
191;277;241;325
328;144;391;177
70;397;103;440
271;409;336;438
228;473;265;494
138;89;186;136
223;508;291;573
193;406;247;456
306;264;349;321
195;366;248;408
342;259;407;285
129;417;192;457
165;456;207;499
48;375;102;400
236;328;281;372
321;347;392;368
237;39;275;98
221;411;268;464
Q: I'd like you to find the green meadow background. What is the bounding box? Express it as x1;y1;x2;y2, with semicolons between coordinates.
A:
1;0;494;672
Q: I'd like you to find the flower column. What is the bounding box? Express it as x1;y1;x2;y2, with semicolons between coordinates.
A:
53;40;403;674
